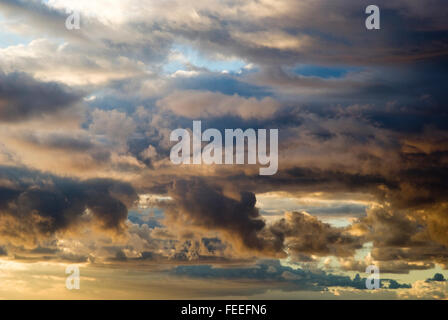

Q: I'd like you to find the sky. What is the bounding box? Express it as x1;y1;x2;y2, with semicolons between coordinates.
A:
0;0;447;299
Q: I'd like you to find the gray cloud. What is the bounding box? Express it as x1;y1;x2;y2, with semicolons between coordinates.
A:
0;71;83;122
0;165;138;246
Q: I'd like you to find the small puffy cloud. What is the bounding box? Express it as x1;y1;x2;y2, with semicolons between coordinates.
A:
162;179;362;260
157;90;280;120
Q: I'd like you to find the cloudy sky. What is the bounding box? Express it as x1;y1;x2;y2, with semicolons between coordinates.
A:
0;0;447;299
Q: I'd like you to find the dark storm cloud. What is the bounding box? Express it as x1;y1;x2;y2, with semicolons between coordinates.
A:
187;167;395;197
268;211;361;258
0;72;83;122
165;179;269;254
162;179;362;259
353;203;448;270
0;165;138;246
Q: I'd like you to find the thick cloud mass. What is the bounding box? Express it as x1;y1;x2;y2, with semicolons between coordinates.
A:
0;72;83;121
163;179;362;260
269;211;361;258
165;179;269;254
0;0;447;294
0;166;137;246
